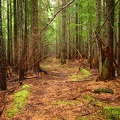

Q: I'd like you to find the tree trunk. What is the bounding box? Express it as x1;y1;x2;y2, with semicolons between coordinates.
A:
13;0;18;72
118;1;120;76
96;0;102;72
61;0;66;64
0;0;7;90
76;2;79;59
100;0;115;80
31;0;40;74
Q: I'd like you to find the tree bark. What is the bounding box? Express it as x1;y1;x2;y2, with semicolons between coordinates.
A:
61;0;67;64
100;0;115;80
0;0;7;90
118;1;120;76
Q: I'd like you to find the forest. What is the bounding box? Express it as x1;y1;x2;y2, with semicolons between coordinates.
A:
0;0;120;120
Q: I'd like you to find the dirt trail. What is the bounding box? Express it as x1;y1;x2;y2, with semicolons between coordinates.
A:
1;57;120;120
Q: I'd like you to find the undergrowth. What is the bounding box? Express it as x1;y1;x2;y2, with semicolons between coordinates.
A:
81;94;120;120
69;68;91;81
93;88;114;94
6;84;31;118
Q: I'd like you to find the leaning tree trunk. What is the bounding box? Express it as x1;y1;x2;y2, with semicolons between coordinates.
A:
0;0;7;90
100;0;115;80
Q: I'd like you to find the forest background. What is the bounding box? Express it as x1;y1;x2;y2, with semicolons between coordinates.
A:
0;0;120;90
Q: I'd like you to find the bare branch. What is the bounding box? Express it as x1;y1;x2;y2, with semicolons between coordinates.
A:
97;0;120;35
40;0;76;34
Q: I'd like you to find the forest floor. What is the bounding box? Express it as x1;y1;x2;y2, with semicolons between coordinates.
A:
0;57;120;120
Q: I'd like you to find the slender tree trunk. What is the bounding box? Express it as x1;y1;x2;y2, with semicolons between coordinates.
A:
31;0;40;75
18;0;24;85
24;0;28;72
61;0;66;64
118;1;120;76
0;0;7;90
96;0;102;73
76;2;79;59
7;0;10;65
13;0;18;72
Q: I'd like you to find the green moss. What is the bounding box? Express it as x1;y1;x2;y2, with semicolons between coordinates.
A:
93;88;114;94
69;68;91;81
104;106;120;120
53;100;80;106
83;95;104;107
82;95;120;120
6;84;30;118
21;84;31;89
80;68;91;77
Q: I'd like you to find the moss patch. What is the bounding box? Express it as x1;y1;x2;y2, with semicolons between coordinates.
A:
6;84;31;118
69;68;91;81
80;68;91;77
82;95;120;120
53;100;80;106
104;106;120;120
93;88;114;94
83;95;104;107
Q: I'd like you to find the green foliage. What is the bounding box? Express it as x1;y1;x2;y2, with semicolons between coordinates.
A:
93;88;114;94
104;106;120;120
6;84;30;118
21;84;31;89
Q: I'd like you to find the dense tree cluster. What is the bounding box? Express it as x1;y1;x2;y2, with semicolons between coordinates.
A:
0;0;120;90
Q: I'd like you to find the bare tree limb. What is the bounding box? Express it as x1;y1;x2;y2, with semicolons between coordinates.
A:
40;0;76;34
96;0;120;35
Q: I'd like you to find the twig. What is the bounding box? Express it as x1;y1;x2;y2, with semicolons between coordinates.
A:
96;0;120;35
40;0;76;34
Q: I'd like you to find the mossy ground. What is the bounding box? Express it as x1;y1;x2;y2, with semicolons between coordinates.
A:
104;106;120;120
1;57;120;120
93;88;114;94
81;94;120;120
6;84;31;118
69;68;91;81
